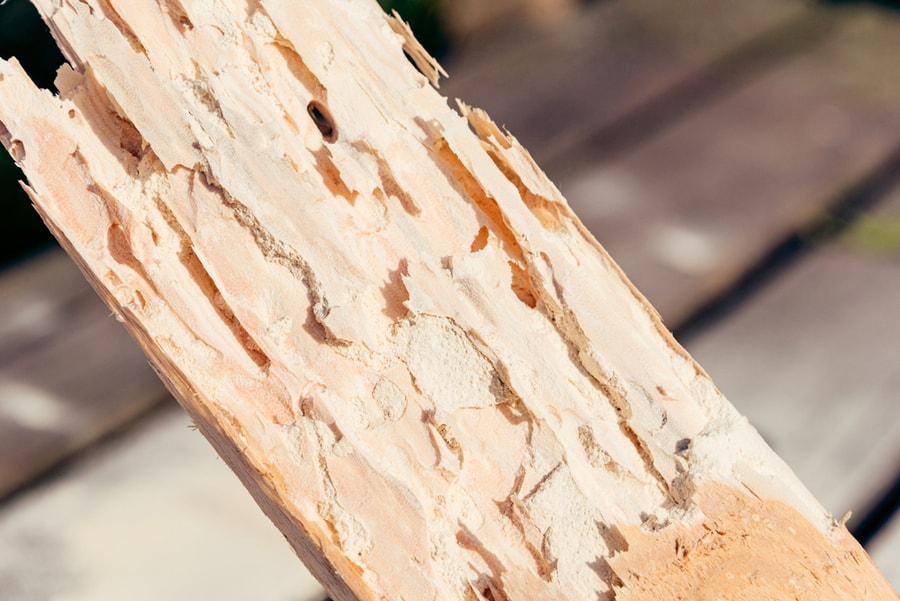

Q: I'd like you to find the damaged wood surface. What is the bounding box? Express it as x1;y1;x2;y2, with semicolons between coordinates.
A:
0;1;895;599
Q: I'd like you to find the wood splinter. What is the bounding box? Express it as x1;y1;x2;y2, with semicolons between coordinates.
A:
0;0;896;599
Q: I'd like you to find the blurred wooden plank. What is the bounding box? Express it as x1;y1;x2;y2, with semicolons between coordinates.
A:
841;172;900;257
563;6;900;326
684;244;900;530
0;250;166;498
443;0;808;169
0;406;326;601
443;0;578;39
869;511;900;591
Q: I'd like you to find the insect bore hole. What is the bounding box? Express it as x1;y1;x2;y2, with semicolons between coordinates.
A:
307;100;337;143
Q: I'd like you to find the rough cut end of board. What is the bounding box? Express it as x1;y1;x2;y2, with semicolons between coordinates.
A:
0;1;896;599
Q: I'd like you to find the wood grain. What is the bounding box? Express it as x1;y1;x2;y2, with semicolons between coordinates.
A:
0;0;895;598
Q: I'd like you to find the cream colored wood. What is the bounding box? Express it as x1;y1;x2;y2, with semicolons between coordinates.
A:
0;1;894;599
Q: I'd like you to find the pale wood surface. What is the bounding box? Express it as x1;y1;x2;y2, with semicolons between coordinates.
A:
0;406;326;601
2;0;894;598
5;0;898;509
0;0;899;598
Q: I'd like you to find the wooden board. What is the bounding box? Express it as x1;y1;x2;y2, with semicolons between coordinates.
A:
443;0;579;39
841;167;900;258
0;1;896;598
442;0;806;170
2;0;895;597
0;405;326;601
0;250;167;498
555;7;900;325
4;1;898;502
684;244;900;535
0;0;809;501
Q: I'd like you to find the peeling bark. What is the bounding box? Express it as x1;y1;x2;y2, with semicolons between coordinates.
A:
0;1;896;599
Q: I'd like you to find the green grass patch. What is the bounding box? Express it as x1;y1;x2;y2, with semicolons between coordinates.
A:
842;213;900;255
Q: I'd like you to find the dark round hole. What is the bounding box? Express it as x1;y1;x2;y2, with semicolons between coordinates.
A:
307;101;336;143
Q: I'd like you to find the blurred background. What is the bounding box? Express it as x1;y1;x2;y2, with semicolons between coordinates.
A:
1;0;899;598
